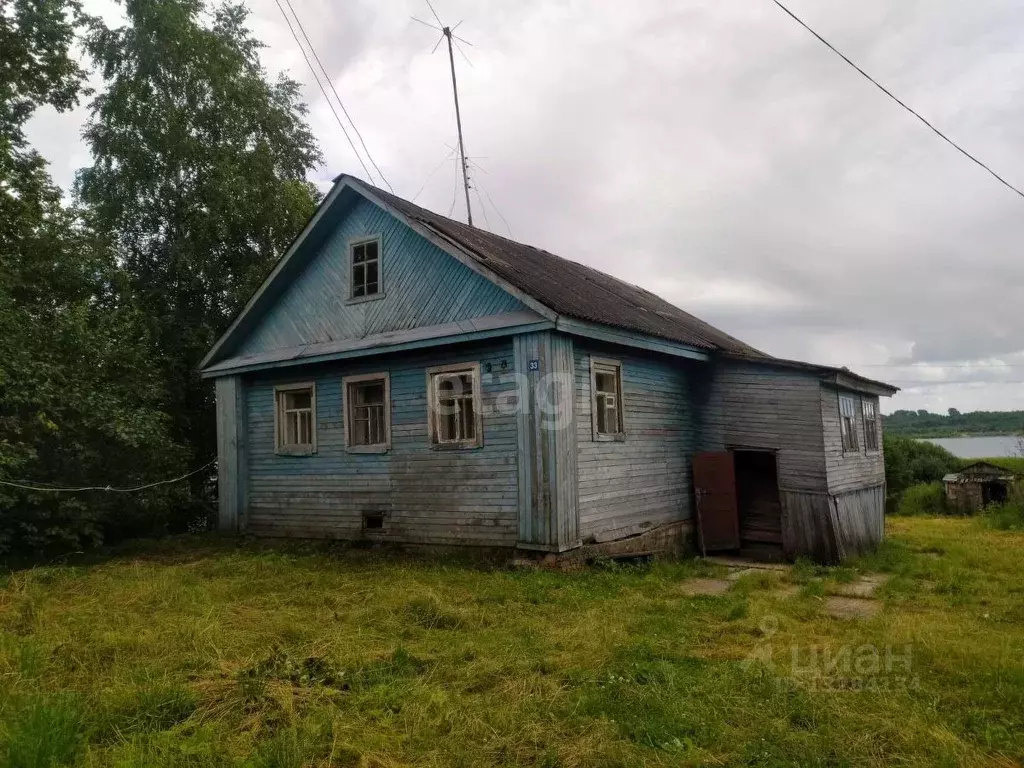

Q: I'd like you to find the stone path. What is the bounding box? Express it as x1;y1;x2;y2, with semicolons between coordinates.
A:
676;559;889;620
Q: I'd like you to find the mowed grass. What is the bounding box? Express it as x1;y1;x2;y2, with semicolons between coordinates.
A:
1;518;1022;767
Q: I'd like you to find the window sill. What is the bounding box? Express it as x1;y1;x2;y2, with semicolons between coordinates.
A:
345;292;386;306
276;446;316;457
346;444;390;454
595;433;626;442
430;441;483;451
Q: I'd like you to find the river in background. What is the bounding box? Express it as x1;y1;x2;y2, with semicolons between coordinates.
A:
920;436;1021;459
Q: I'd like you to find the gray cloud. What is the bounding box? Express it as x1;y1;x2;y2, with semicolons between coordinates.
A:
26;0;1024;412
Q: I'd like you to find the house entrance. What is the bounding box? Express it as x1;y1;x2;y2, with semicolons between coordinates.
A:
733;450;783;551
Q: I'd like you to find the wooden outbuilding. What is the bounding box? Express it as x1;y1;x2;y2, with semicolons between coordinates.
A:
943;462;1018;513
201;175;898;563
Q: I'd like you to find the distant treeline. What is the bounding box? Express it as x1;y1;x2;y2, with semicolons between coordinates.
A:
883;409;1024;438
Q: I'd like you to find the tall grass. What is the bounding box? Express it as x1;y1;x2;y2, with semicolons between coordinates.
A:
0;525;1022;766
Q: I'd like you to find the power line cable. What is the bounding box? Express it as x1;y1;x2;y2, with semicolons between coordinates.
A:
0;460;216;494
283;0;394;193
771;0;1024;202
273;0;377;185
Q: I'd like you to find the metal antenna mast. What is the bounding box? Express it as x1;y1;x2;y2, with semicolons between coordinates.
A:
413;4;475;226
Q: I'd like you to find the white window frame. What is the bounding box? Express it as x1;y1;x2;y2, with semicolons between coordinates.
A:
347;235;383;303
343;372;391;453
838;394;858;454
862;397;880;453
590;357;625;441
274;382;317;455
426;362;483;450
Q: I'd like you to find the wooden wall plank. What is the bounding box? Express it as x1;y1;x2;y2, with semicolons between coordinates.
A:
235;197;524;358
574;341;696;541
243;340;519;546
514;332;579;551
215;376;247;532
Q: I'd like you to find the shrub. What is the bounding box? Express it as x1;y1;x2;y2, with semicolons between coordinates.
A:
982;486;1024;531
884;436;962;497
894;482;949;516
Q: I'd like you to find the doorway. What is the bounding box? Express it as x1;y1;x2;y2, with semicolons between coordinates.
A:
733;450;783;552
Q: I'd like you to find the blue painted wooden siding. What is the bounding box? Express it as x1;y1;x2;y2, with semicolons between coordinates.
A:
236;196;524;357
243;340;520;546
573;342;695;540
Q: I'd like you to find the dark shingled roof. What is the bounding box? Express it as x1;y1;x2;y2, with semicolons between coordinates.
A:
345;176;766;357
334;175;896;395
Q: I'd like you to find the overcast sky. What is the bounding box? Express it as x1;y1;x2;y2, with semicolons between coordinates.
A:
26;0;1024;413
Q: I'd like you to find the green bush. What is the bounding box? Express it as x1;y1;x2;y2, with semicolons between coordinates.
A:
894;482;949;516
884;436;962;497
982;486;1024;530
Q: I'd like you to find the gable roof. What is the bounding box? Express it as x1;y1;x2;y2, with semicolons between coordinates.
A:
352;175;764;357
201;174;898;396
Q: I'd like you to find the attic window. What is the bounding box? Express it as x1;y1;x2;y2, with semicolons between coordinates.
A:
350;237;381;300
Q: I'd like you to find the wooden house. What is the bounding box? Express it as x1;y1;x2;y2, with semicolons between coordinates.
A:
943;461;1018;513
201;175;898;563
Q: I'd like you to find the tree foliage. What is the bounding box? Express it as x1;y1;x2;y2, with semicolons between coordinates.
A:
884;409;1024;438
76;0;321;462
883;435;961;499
0;0;188;555
1;0;322;557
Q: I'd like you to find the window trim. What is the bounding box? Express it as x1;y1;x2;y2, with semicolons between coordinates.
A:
343;372;392;453
426;362;483;450
274;382;317;456
346;235;384;304
861;397;880;453
590;357;625;442
838;393;859;454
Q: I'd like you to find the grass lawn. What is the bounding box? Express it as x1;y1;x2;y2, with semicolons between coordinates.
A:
1;518;1022;767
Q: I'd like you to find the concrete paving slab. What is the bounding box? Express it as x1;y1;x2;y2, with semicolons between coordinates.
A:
726;568;765;582
824;596;880;620
679;578;733;596
830;576;889;598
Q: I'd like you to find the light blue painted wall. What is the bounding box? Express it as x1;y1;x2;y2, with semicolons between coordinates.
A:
242;339;520;546
236;195;524;357
574;341;697;540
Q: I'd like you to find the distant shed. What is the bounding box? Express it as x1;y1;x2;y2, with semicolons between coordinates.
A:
943;462;1019;513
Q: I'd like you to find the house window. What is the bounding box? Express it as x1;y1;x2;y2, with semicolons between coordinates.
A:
350;238;380;299
591;358;624;440
275;383;316;454
344;373;391;452
427;363;482;448
839;394;858;453
863;398;879;451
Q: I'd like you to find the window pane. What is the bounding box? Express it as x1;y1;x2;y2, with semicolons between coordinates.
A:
596;393;608;433
355;382;384;405
605;402;618;434
366;261;378;287
352;244;366;263
461;397;475;440
596;371;616;394
354;416;369;445
285;412;298;445
439;404;457;441
370;405;384;444
286;390;311;410
365;240;378;260
352;262;364;288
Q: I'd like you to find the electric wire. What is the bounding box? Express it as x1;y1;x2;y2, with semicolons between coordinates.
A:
0;460;216;494
771;0;1024;202
273;0;377;185
283;0;394;193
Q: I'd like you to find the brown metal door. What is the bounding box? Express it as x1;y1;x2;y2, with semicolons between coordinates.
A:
693;451;740;554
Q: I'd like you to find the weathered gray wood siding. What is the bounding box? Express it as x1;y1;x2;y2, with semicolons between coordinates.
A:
696;360;834;560
820;388;885;493
697;360;828;492
215;376;247;533
820;387;886;555
830;485;885;560
574;342;695;541
243;340;519;546
514;332;579;551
